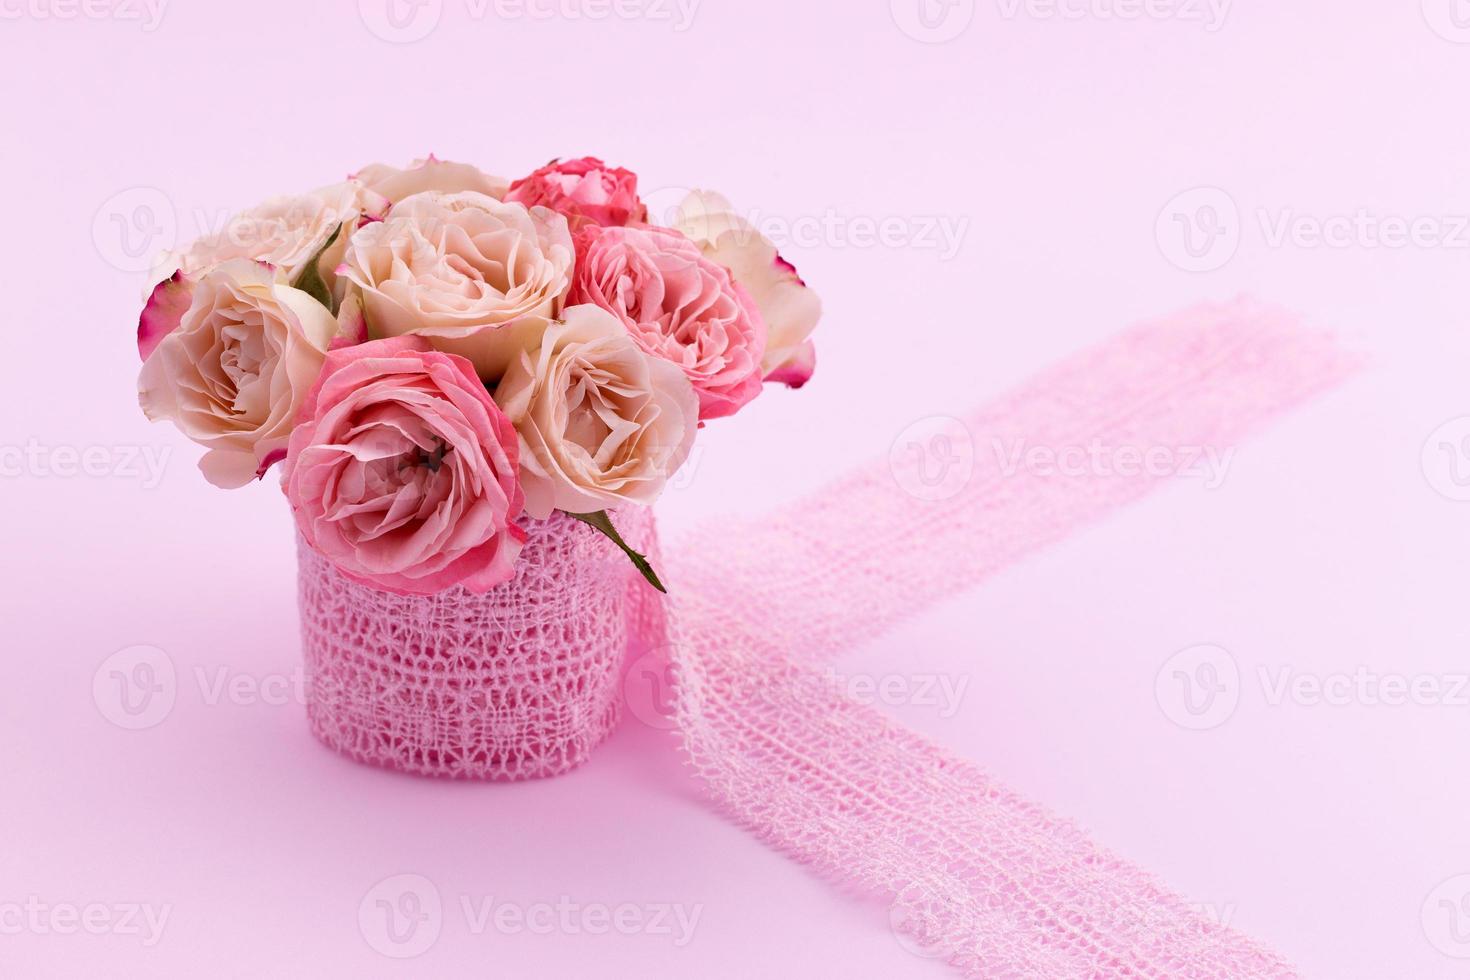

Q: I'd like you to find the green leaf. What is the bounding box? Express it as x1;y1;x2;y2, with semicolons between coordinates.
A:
564;510;667;594
292;223;343;313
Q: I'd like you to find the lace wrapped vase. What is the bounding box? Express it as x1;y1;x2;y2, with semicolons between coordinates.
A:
296;508;658;781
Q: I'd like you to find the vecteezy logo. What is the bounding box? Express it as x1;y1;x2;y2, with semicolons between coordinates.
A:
92;188;177;274
1155;187;1240;272
638;184;697;230
1154;644;1240;730
622;648;679;731
1422;417;1470;501
1422;875;1470;958
1422;0;1470;42
888;875;971;959
890;0;976;43
358;0;443;43
358;874;443;958
890;416;976;502
92;645;177;730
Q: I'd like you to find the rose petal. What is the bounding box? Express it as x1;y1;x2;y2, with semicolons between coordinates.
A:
764;338;816;389
137;270;194;362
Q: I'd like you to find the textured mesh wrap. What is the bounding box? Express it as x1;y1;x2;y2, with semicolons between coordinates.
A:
296;508;656;781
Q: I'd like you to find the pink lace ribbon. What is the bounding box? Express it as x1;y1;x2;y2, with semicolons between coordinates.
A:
648;300;1357;977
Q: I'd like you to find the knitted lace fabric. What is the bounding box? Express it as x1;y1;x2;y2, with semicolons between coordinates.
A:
646;300;1356;978
295;299;1355;978
297;508;656;781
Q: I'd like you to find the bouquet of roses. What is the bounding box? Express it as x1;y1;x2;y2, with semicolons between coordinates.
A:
135;156;821;595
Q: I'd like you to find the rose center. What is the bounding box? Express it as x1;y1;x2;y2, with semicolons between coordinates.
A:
214;313;268;418
410;438;452;474
563;364;639;469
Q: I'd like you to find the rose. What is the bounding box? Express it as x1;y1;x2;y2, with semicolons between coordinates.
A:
338;191;574;379
162;181;387;299
665;190;820;388
137;259;337;488
505;157;645;232
352;155;509;204
281;335;525;595
568;224;766;420
496;304;699;519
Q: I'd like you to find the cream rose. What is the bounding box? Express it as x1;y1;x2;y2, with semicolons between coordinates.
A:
137;259;337;488
495;304;699;519
353;156;509;203
666;190;820;387
165;181;387;297
339;191;574;379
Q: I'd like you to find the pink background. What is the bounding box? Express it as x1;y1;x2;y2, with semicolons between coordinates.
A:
4;0;1468;975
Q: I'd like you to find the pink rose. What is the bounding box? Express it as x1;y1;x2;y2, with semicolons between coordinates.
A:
568;224;766;421
282;336;525;595
665;190;820;388
505;157;645;232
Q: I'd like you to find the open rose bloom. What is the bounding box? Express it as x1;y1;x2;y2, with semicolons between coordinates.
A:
281;336;526;595
131;154;820;779
570;225;765;420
